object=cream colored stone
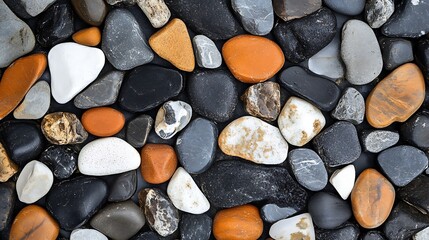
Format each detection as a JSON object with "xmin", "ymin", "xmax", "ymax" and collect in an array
[
  {"xmin": 330, "ymin": 164, "xmax": 355, "ymax": 200},
  {"xmin": 16, "ymin": 160, "xmax": 53, "ymax": 204},
  {"xmin": 137, "ymin": 0, "xmax": 171, "ymax": 28},
  {"xmin": 269, "ymin": 213, "xmax": 315, "ymax": 240},
  {"xmin": 0, "ymin": 142, "xmax": 18, "ymax": 182}
]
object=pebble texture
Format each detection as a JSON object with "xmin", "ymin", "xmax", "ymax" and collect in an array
[
  {"xmin": 154, "ymin": 100, "xmax": 192, "ymax": 139},
  {"xmin": 231, "ymin": 0, "xmax": 274, "ymax": 35},
  {"xmin": 241, "ymin": 81, "xmax": 281, "ymax": 122},
  {"xmin": 108, "ymin": 170, "xmax": 137, "ymax": 202},
  {"xmin": 81, "ymin": 107, "xmax": 126, "ymax": 137},
  {"xmin": 72, "ymin": 27, "xmax": 101, "ymax": 46},
  {"xmin": 71, "ymin": 0, "xmax": 107, "ymax": 26},
  {"xmin": 365, "ymin": 0, "xmax": 394, "ymax": 28},
  {"xmin": 0, "ymin": 182, "xmax": 15, "ymax": 231},
  {"xmin": 13, "ymin": 81, "xmax": 51, "ymax": 120},
  {"xmin": 269, "ymin": 213, "xmax": 315, "ymax": 240},
  {"xmin": 273, "ymin": 0, "xmax": 322, "ymax": 21},
  {"xmin": 331, "ymin": 87, "xmax": 365, "ymax": 124},
  {"xmin": 4, "ymin": 0, "xmax": 56, "ymax": 18},
  {"xmin": 40, "ymin": 145, "xmax": 77, "ymax": 179},
  {"xmin": 380, "ymin": 38, "xmax": 414, "ymax": 71},
  {"xmin": 126, "ymin": 115, "xmax": 153, "ymax": 148},
  {"xmin": 399, "ymin": 175, "xmax": 429, "ymax": 214},
  {"xmin": 136, "ymin": 0, "xmax": 171, "ymax": 28},
  {"xmin": 180, "ymin": 214, "xmax": 212, "ymax": 240},
  {"xmin": 401, "ymin": 110, "xmax": 429, "ymax": 150},
  {"xmin": 192, "ymin": 35, "xmax": 222, "ymax": 69},
  {"xmin": 0, "ymin": 143, "xmax": 18, "ymax": 182},
  {"xmin": 361, "ymin": 130, "xmax": 399, "ymax": 153},
  {"xmin": 324, "ymin": 0, "xmax": 365, "ymax": 15},
  {"xmin": 41, "ymin": 112, "xmax": 88, "ymax": 145},
  {"xmin": 308, "ymin": 192, "xmax": 352, "ymax": 229},
  {"xmin": 16, "ymin": 160, "xmax": 53, "ymax": 204}
]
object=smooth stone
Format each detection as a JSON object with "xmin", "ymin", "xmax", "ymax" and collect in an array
[
  {"xmin": 365, "ymin": 0, "xmax": 394, "ymax": 28},
  {"xmin": 324, "ymin": 0, "xmax": 365, "ymax": 15},
  {"xmin": 49, "ymin": 42, "xmax": 105, "ymax": 104},
  {"xmin": 213, "ymin": 204, "xmax": 263, "ymax": 240},
  {"xmin": 35, "ymin": 1, "xmax": 74, "ymax": 48},
  {"xmin": 16, "ymin": 160, "xmax": 53, "ymax": 203},
  {"xmin": 308, "ymin": 32, "xmax": 344, "ymax": 79},
  {"xmin": 74, "ymin": 71, "xmax": 124, "ymax": 109},
  {"xmin": 188, "ymin": 70, "xmax": 238, "ymax": 122},
  {"xmin": 278, "ymin": 66, "xmax": 341, "ymax": 111},
  {"xmin": 13, "ymin": 81, "xmax": 50, "ymax": 120},
  {"xmin": 90, "ymin": 201, "xmax": 145, "ymax": 240},
  {"xmin": 180, "ymin": 214, "xmax": 212, "ymax": 240},
  {"xmin": 416, "ymin": 39, "xmax": 429, "ymax": 79},
  {"xmin": 273, "ymin": 0, "xmax": 322, "ymax": 21},
  {"xmin": 361, "ymin": 130, "xmax": 399, "ymax": 153},
  {"xmin": 288, "ymin": 148, "xmax": 327, "ymax": 191},
  {"xmin": 399, "ymin": 175, "xmax": 429, "ymax": 214},
  {"xmin": 70, "ymin": 229, "xmax": 108, "ymax": 240},
  {"xmin": 131, "ymin": 231, "xmax": 160, "ymax": 240},
  {"xmin": 278, "ymin": 96, "xmax": 325, "ymax": 146},
  {"xmin": 136, "ymin": 0, "xmax": 170, "ymax": 28},
  {"xmin": 118, "ymin": 65, "xmax": 183, "ymax": 112},
  {"xmin": 0, "ymin": 53, "xmax": 47, "ymax": 120},
  {"xmin": 165, "ymin": 0, "xmax": 243, "ymax": 40},
  {"xmin": 108, "ymin": 170, "xmax": 137, "ymax": 202},
  {"xmin": 140, "ymin": 144, "xmax": 177, "ymax": 184},
  {"xmin": 167, "ymin": 167, "xmax": 210, "ymax": 214},
  {"xmin": 197, "ymin": 160, "xmax": 308, "ymax": 209},
  {"xmin": 155, "ymin": 100, "xmax": 192, "ymax": 139},
  {"xmin": 45, "ymin": 176, "xmax": 108, "ymax": 230},
  {"xmin": 102, "ymin": 9, "xmax": 154, "ymax": 70},
  {"xmin": 380, "ymin": 38, "xmax": 414, "ymax": 71},
  {"xmin": 341, "ymin": 20, "xmax": 383, "ymax": 85},
  {"xmin": 219, "ymin": 116, "xmax": 289, "ymax": 164},
  {"xmin": 315, "ymin": 223, "xmax": 360, "ymax": 240},
  {"xmin": 308, "ymin": 192, "xmax": 352, "ymax": 229},
  {"xmin": 0, "ymin": 121, "xmax": 44, "ymax": 166},
  {"xmin": 331, "ymin": 87, "xmax": 365, "ymax": 124},
  {"xmin": 231, "ymin": 0, "xmax": 274, "ymax": 35},
  {"xmin": 0, "ymin": 182, "xmax": 15, "ymax": 231},
  {"xmin": 138, "ymin": 188, "xmax": 179, "ymax": 237},
  {"xmin": 176, "ymin": 118, "xmax": 218, "ymax": 174},
  {"xmin": 381, "ymin": 0, "xmax": 429, "ymax": 38},
  {"xmin": 313, "ymin": 121, "xmax": 362, "ymax": 167},
  {"xmin": 192, "ymin": 35, "xmax": 222, "ymax": 69},
  {"xmin": 273, "ymin": 7, "xmax": 336, "ymax": 63},
  {"xmin": 78, "ymin": 137, "xmax": 141, "ymax": 176},
  {"xmin": 415, "ymin": 227, "xmax": 429, "ymax": 240},
  {"xmin": 71, "ymin": 0, "xmax": 107, "ymax": 26},
  {"xmin": 269, "ymin": 213, "xmax": 315, "ymax": 240},
  {"xmin": 82, "ymin": 107, "xmax": 125, "ymax": 137},
  {"xmin": 72, "ymin": 27, "xmax": 101, "ymax": 46},
  {"xmin": 9, "ymin": 205, "xmax": 59, "ymax": 240},
  {"xmin": 330, "ymin": 165, "xmax": 355, "ymax": 200},
  {"xmin": 261, "ymin": 203, "xmax": 298, "ymax": 223},
  {"xmin": 241, "ymin": 81, "xmax": 280, "ymax": 122},
  {"xmin": 3, "ymin": 0, "xmax": 56, "ymax": 18},
  {"xmin": 362, "ymin": 231, "xmax": 387, "ymax": 240},
  {"xmin": 41, "ymin": 112, "xmax": 88, "ymax": 145},
  {"xmin": 401, "ymin": 111, "xmax": 429, "ymax": 150},
  {"xmin": 0, "ymin": 142, "xmax": 18, "ymax": 182},
  {"xmin": 126, "ymin": 115, "xmax": 153, "ymax": 148},
  {"xmin": 106, "ymin": 0, "xmax": 136, "ymax": 5},
  {"xmin": 39, "ymin": 145, "xmax": 77, "ymax": 179}
]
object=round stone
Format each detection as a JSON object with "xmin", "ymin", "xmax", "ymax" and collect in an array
[
  {"xmin": 401, "ymin": 111, "xmax": 429, "ymax": 150},
  {"xmin": 231, "ymin": 0, "xmax": 274, "ymax": 35},
  {"xmin": 360, "ymin": 130, "xmax": 400, "ymax": 153},
  {"xmin": 180, "ymin": 213, "xmax": 212, "ymax": 240},
  {"xmin": 273, "ymin": 0, "xmax": 322, "ymax": 21},
  {"xmin": 39, "ymin": 145, "xmax": 78, "ymax": 180},
  {"xmin": 380, "ymin": 38, "xmax": 414, "ymax": 71},
  {"xmin": 81, "ymin": 107, "xmax": 126, "ymax": 137},
  {"xmin": 241, "ymin": 81, "xmax": 281, "ymax": 122},
  {"xmin": 71, "ymin": 0, "xmax": 108, "ymax": 26},
  {"xmin": 140, "ymin": 143, "xmax": 177, "ymax": 184},
  {"xmin": 365, "ymin": 0, "xmax": 394, "ymax": 28},
  {"xmin": 324, "ymin": 0, "xmax": 365, "ymax": 15},
  {"xmin": 154, "ymin": 100, "xmax": 192, "ymax": 139},
  {"xmin": 72, "ymin": 27, "xmax": 101, "ymax": 46},
  {"xmin": 41, "ymin": 112, "xmax": 88, "ymax": 145},
  {"xmin": 331, "ymin": 87, "xmax": 365, "ymax": 125},
  {"xmin": 126, "ymin": 114, "xmax": 153, "ymax": 148},
  {"xmin": 261, "ymin": 203, "xmax": 298, "ymax": 223},
  {"xmin": 329, "ymin": 164, "xmax": 356, "ymax": 200},
  {"xmin": 16, "ymin": 160, "xmax": 53, "ymax": 204},
  {"xmin": 192, "ymin": 35, "xmax": 222, "ymax": 69},
  {"xmin": 269, "ymin": 213, "xmax": 315, "ymax": 240},
  {"xmin": 13, "ymin": 81, "xmax": 51, "ymax": 120},
  {"xmin": 108, "ymin": 170, "xmax": 137, "ymax": 202},
  {"xmin": 136, "ymin": 0, "xmax": 171, "ymax": 28},
  {"xmin": 70, "ymin": 229, "xmax": 107, "ymax": 240}
]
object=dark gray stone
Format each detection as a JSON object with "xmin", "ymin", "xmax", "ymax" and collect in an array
[
  {"xmin": 362, "ymin": 231, "xmax": 386, "ymax": 240},
  {"xmin": 273, "ymin": 0, "xmax": 322, "ymax": 21},
  {"xmin": 416, "ymin": 38, "xmax": 429, "ymax": 80},
  {"xmin": 231, "ymin": 0, "xmax": 274, "ymax": 35},
  {"xmin": 260, "ymin": 203, "xmax": 297, "ymax": 223},
  {"xmin": 180, "ymin": 214, "xmax": 212, "ymax": 240},
  {"xmin": 401, "ymin": 111, "xmax": 429, "ymax": 150},
  {"xmin": 324, "ymin": 0, "xmax": 365, "ymax": 15},
  {"xmin": 308, "ymin": 192, "xmax": 352, "ymax": 229},
  {"xmin": 131, "ymin": 231, "xmax": 159, "ymax": 240},
  {"xmin": 379, "ymin": 38, "xmax": 414, "ymax": 70},
  {"xmin": 315, "ymin": 223, "xmax": 360, "ymax": 240},
  {"xmin": 39, "ymin": 145, "xmax": 78, "ymax": 179},
  {"xmin": 365, "ymin": 0, "xmax": 394, "ymax": 28},
  {"xmin": 108, "ymin": 170, "xmax": 137, "ymax": 202},
  {"xmin": 126, "ymin": 115, "xmax": 153, "ymax": 148},
  {"xmin": 399, "ymin": 175, "xmax": 429, "ymax": 214},
  {"xmin": 331, "ymin": 87, "xmax": 365, "ymax": 124},
  {"xmin": 0, "ymin": 182, "xmax": 14, "ymax": 231},
  {"xmin": 361, "ymin": 130, "xmax": 399, "ymax": 153}
]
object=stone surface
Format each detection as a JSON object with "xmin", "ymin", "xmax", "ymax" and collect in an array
[
  {"xmin": 72, "ymin": 27, "xmax": 102, "ymax": 47},
  {"xmin": 4, "ymin": 0, "xmax": 56, "ymax": 18},
  {"xmin": 13, "ymin": 81, "xmax": 50, "ymax": 120},
  {"xmin": 41, "ymin": 112, "xmax": 88, "ymax": 145},
  {"xmin": 341, "ymin": 20, "xmax": 383, "ymax": 85},
  {"xmin": 365, "ymin": 0, "xmax": 394, "ymax": 28},
  {"xmin": 90, "ymin": 201, "xmax": 145, "ymax": 240},
  {"xmin": 197, "ymin": 160, "xmax": 307, "ymax": 209},
  {"xmin": 180, "ymin": 213, "xmax": 212, "ymax": 240},
  {"xmin": 241, "ymin": 81, "xmax": 280, "ymax": 122},
  {"xmin": 278, "ymin": 96, "xmax": 325, "ymax": 146},
  {"xmin": 330, "ymin": 165, "xmax": 355, "ymax": 200},
  {"xmin": 149, "ymin": 18, "xmax": 195, "ymax": 72},
  {"xmin": 288, "ymin": 148, "xmax": 327, "ymax": 191},
  {"xmin": 399, "ymin": 175, "xmax": 429, "ymax": 214},
  {"xmin": 82, "ymin": 107, "xmax": 125, "ymax": 137},
  {"xmin": 313, "ymin": 121, "xmax": 361, "ymax": 167},
  {"xmin": 16, "ymin": 160, "xmax": 53, "ymax": 204},
  {"xmin": 269, "ymin": 213, "xmax": 315, "ymax": 240},
  {"xmin": 415, "ymin": 227, "xmax": 429, "ymax": 240},
  {"xmin": 102, "ymin": 8, "xmax": 154, "ymax": 70},
  {"xmin": 106, "ymin": 0, "xmax": 136, "ymax": 5},
  {"xmin": 331, "ymin": 87, "xmax": 365, "ymax": 124},
  {"xmin": 0, "ymin": 0, "xmax": 35, "ymax": 68},
  {"xmin": 315, "ymin": 223, "xmax": 360, "ymax": 240},
  {"xmin": 70, "ymin": 229, "xmax": 108, "ymax": 240},
  {"xmin": 137, "ymin": 0, "xmax": 170, "ymax": 28},
  {"xmin": 119, "ymin": 65, "xmax": 183, "ymax": 112},
  {"xmin": 416, "ymin": 39, "xmax": 429, "ymax": 79},
  {"xmin": 401, "ymin": 111, "xmax": 429, "ymax": 150},
  {"xmin": 192, "ymin": 35, "xmax": 222, "ymax": 69},
  {"xmin": 261, "ymin": 203, "xmax": 298, "ymax": 223},
  {"xmin": 273, "ymin": 0, "xmax": 322, "ymax": 21},
  {"xmin": 380, "ymin": 38, "xmax": 414, "ymax": 71},
  {"xmin": 308, "ymin": 192, "xmax": 352, "ymax": 229},
  {"xmin": 108, "ymin": 170, "xmax": 137, "ymax": 202},
  {"xmin": 140, "ymin": 143, "xmax": 177, "ymax": 184},
  {"xmin": 362, "ymin": 231, "xmax": 386, "ymax": 240},
  {"xmin": 324, "ymin": 0, "xmax": 365, "ymax": 15},
  {"xmin": 219, "ymin": 116, "xmax": 289, "ymax": 164},
  {"xmin": 0, "ymin": 142, "xmax": 18, "ymax": 182},
  {"xmin": 361, "ymin": 130, "xmax": 399, "ymax": 153},
  {"xmin": 0, "ymin": 182, "xmax": 15, "ymax": 231},
  {"xmin": 0, "ymin": 53, "xmax": 47, "ymax": 120},
  {"xmin": 71, "ymin": 0, "xmax": 107, "ymax": 26},
  {"xmin": 40, "ymin": 145, "xmax": 77, "ymax": 179},
  {"xmin": 155, "ymin": 100, "xmax": 192, "ymax": 139},
  {"xmin": 74, "ymin": 71, "xmax": 124, "ymax": 109},
  {"xmin": 213, "ymin": 204, "xmax": 263, "ymax": 240},
  {"xmin": 231, "ymin": 0, "xmax": 274, "ymax": 35},
  {"xmin": 78, "ymin": 137, "xmax": 141, "ymax": 176},
  {"xmin": 126, "ymin": 115, "xmax": 153, "ymax": 148},
  {"xmin": 223, "ymin": 35, "xmax": 285, "ymax": 83}
]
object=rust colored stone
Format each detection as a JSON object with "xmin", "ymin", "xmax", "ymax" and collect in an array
[
  {"xmin": 213, "ymin": 204, "xmax": 263, "ymax": 240},
  {"xmin": 9, "ymin": 205, "xmax": 59, "ymax": 240},
  {"xmin": 81, "ymin": 107, "xmax": 125, "ymax": 137},
  {"xmin": 149, "ymin": 18, "xmax": 195, "ymax": 72},
  {"xmin": 366, "ymin": 63, "xmax": 425, "ymax": 128},
  {"xmin": 351, "ymin": 168, "xmax": 395, "ymax": 229},
  {"xmin": 140, "ymin": 144, "xmax": 178, "ymax": 184},
  {"xmin": 0, "ymin": 142, "xmax": 18, "ymax": 182},
  {"xmin": 41, "ymin": 112, "xmax": 88, "ymax": 145},
  {"xmin": 0, "ymin": 53, "xmax": 47, "ymax": 120},
  {"xmin": 72, "ymin": 27, "xmax": 102, "ymax": 46},
  {"xmin": 222, "ymin": 35, "xmax": 284, "ymax": 83}
]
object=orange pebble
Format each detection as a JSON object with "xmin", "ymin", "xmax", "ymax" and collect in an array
[
  {"xmin": 140, "ymin": 143, "xmax": 177, "ymax": 184},
  {"xmin": 81, "ymin": 107, "xmax": 125, "ymax": 137},
  {"xmin": 72, "ymin": 27, "xmax": 102, "ymax": 46}
]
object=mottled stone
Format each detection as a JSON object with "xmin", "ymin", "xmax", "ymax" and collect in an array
[
  {"xmin": 126, "ymin": 115, "xmax": 153, "ymax": 148},
  {"xmin": 0, "ymin": 142, "xmax": 18, "ymax": 182},
  {"xmin": 13, "ymin": 81, "xmax": 51, "ymax": 119},
  {"xmin": 380, "ymin": 38, "xmax": 414, "ymax": 71},
  {"xmin": 71, "ymin": 0, "xmax": 107, "ymax": 26},
  {"xmin": 232, "ymin": 0, "xmax": 274, "ymax": 35},
  {"xmin": 192, "ymin": 35, "xmax": 222, "ymax": 69},
  {"xmin": 155, "ymin": 100, "xmax": 192, "ymax": 139},
  {"xmin": 180, "ymin": 214, "xmax": 212, "ymax": 240},
  {"xmin": 269, "ymin": 213, "xmax": 315, "ymax": 240},
  {"xmin": 261, "ymin": 203, "xmax": 298, "ymax": 223},
  {"xmin": 39, "ymin": 145, "xmax": 77, "ymax": 179},
  {"xmin": 16, "ymin": 160, "xmax": 53, "ymax": 204},
  {"xmin": 0, "ymin": 182, "xmax": 15, "ymax": 231},
  {"xmin": 399, "ymin": 175, "xmax": 429, "ymax": 214},
  {"xmin": 136, "ymin": 0, "xmax": 171, "ymax": 28},
  {"xmin": 308, "ymin": 192, "xmax": 352, "ymax": 229},
  {"xmin": 361, "ymin": 130, "xmax": 399, "ymax": 153},
  {"xmin": 241, "ymin": 81, "xmax": 281, "ymax": 122},
  {"xmin": 273, "ymin": 0, "xmax": 322, "ymax": 21},
  {"xmin": 41, "ymin": 112, "xmax": 88, "ymax": 145},
  {"xmin": 331, "ymin": 87, "xmax": 365, "ymax": 124},
  {"xmin": 365, "ymin": 0, "xmax": 394, "ymax": 28}
]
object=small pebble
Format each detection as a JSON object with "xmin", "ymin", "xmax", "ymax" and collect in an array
[
  {"xmin": 401, "ymin": 111, "xmax": 429, "ymax": 150},
  {"xmin": 330, "ymin": 164, "xmax": 355, "ymax": 200},
  {"xmin": 362, "ymin": 231, "xmax": 387, "ymax": 240},
  {"xmin": 308, "ymin": 33, "xmax": 344, "ymax": 79},
  {"xmin": 331, "ymin": 87, "xmax": 365, "ymax": 125},
  {"xmin": 0, "ymin": 142, "xmax": 18, "ymax": 182},
  {"xmin": 231, "ymin": 0, "xmax": 274, "ymax": 35},
  {"xmin": 380, "ymin": 38, "xmax": 414, "ymax": 70},
  {"xmin": 108, "ymin": 170, "xmax": 137, "ymax": 202},
  {"xmin": 308, "ymin": 192, "xmax": 352, "ymax": 229},
  {"xmin": 273, "ymin": 0, "xmax": 322, "ymax": 21},
  {"xmin": 140, "ymin": 143, "xmax": 177, "ymax": 184},
  {"xmin": 39, "ymin": 145, "xmax": 78, "ymax": 180},
  {"xmin": 136, "ymin": 0, "xmax": 171, "ymax": 28},
  {"xmin": 360, "ymin": 130, "xmax": 399, "ymax": 153},
  {"xmin": 414, "ymin": 226, "xmax": 429, "ymax": 240},
  {"xmin": 324, "ymin": 0, "xmax": 365, "ymax": 15},
  {"xmin": 126, "ymin": 115, "xmax": 153, "ymax": 148},
  {"xmin": 154, "ymin": 100, "xmax": 192, "ymax": 139},
  {"xmin": 315, "ymin": 223, "xmax": 360, "ymax": 240},
  {"xmin": 269, "ymin": 213, "xmax": 315, "ymax": 240},
  {"xmin": 70, "ymin": 229, "xmax": 108, "ymax": 240},
  {"xmin": 13, "ymin": 81, "xmax": 51, "ymax": 120},
  {"xmin": 41, "ymin": 112, "xmax": 88, "ymax": 145},
  {"xmin": 71, "ymin": 0, "xmax": 107, "ymax": 26},
  {"xmin": 0, "ymin": 182, "xmax": 15, "ymax": 231},
  {"xmin": 399, "ymin": 175, "xmax": 429, "ymax": 214},
  {"xmin": 180, "ymin": 213, "xmax": 212, "ymax": 240},
  {"xmin": 260, "ymin": 203, "xmax": 298, "ymax": 223},
  {"xmin": 4, "ymin": 0, "xmax": 56, "ymax": 18},
  {"xmin": 365, "ymin": 0, "xmax": 394, "ymax": 28},
  {"xmin": 241, "ymin": 81, "xmax": 281, "ymax": 122},
  {"xmin": 81, "ymin": 107, "xmax": 126, "ymax": 137},
  {"xmin": 192, "ymin": 35, "xmax": 222, "ymax": 69},
  {"xmin": 72, "ymin": 27, "xmax": 102, "ymax": 46}
]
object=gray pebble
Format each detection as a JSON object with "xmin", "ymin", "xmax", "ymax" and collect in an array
[
  {"xmin": 231, "ymin": 0, "xmax": 274, "ymax": 35},
  {"xmin": 14, "ymin": 81, "xmax": 51, "ymax": 119},
  {"xmin": 331, "ymin": 87, "xmax": 365, "ymax": 125},
  {"xmin": 361, "ymin": 130, "xmax": 399, "ymax": 153},
  {"xmin": 192, "ymin": 35, "xmax": 222, "ymax": 69},
  {"xmin": 365, "ymin": 0, "xmax": 394, "ymax": 28}
]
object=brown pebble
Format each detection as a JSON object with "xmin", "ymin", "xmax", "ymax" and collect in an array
[
  {"xmin": 72, "ymin": 27, "xmax": 102, "ymax": 46},
  {"xmin": 140, "ymin": 144, "xmax": 178, "ymax": 184},
  {"xmin": 0, "ymin": 142, "xmax": 18, "ymax": 182},
  {"xmin": 81, "ymin": 107, "xmax": 125, "ymax": 137}
]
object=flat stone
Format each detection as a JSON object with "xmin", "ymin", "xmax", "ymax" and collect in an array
[
  {"xmin": 241, "ymin": 81, "xmax": 281, "ymax": 122},
  {"xmin": 136, "ymin": 0, "xmax": 170, "ymax": 28},
  {"xmin": 399, "ymin": 175, "xmax": 429, "ymax": 214},
  {"xmin": 39, "ymin": 145, "xmax": 77, "ymax": 180},
  {"xmin": 361, "ymin": 130, "xmax": 399, "ymax": 153},
  {"xmin": 269, "ymin": 213, "xmax": 315, "ymax": 240},
  {"xmin": 4, "ymin": 0, "xmax": 56, "ymax": 18},
  {"xmin": 308, "ymin": 32, "xmax": 344, "ymax": 79},
  {"xmin": 0, "ymin": 0, "xmax": 35, "ymax": 68},
  {"xmin": 126, "ymin": 115, "xmax": 153, "ymax": 148},
  {"xmin": 72, "ymin": 27, "xmax": 101, "ymax": 46},
  {"xmin": 313, "ymin": 121, "xmax": 362, "ymax": 167},
  {"xmin": 330, "ymin": 165, "xmax": 355, "ymax": 200},
  {"xmin": 324, "ymin": 0, "xmax": 365, "ymax": 15},
  {"xmin": 82, "ymin": 107, "xmax": 125, "ymax": 137},
  {"xmin": 0, "ymin": 182, "xmax": 15, "ymax": 231},
  {"xmin": 102, "ymin": 8, "xmax": 154, "ymax": 70},
  {"xmin": 70, "ymin": 229, "xmax": 108, "ymax": 240},
  {"xmin": 74, "ymin": 71, "xmax": 124, "ymax": 109},
  {"xmin": 331, "ymin": 87, "xmax": 365, "ymax": 124},
  {"xmin": 308, "ymin": 192, "xmax": 352, "ymax": 229},
  {"xmin": 315, "ymin": 223, "xmax": 360, "ymax": 240},
  {"xmin": 71, "ymin": 0, "xmax": 107, "ymax": 26},
  {"xmin": 90, "ymin": 201, "xmax": 145, "ymax": 240},
  {"xmin": 415, "ymin": 227, "xmax": 429, "ymax": 240},
  {"xmin": 219, "ymin": 116, "xmax": 289, "ymax": 164},
  {"xmin": 401, "ymin": 111, "xmax": 429, "ymax": 150},
  {"xmin": 78, "ymin": 137, "xmax": 141, "ymax": 176},
  {"xmin": 261, "ymin": 203, "xmax": 298, "ymax": 223},
  {"xmin": 13, "ymin": 81, "xmax": 51, "ymax": 120},
  {"xmin": 0, "ymin": 142, "xmax": 18, "ymax": 182},
  {"xmin": 362, "ymin": 231, "xmax": 387, "ymax": 240},
  {"xmin": 41, "ymin": 112, "xmax": 88, "ymax": 145},
  {"xmin": 231, "ymin": 0, "xmax": 274, "ymax": 35},
  {"xmin": 380, "ymin": 38, "xmax": 414, "ymax": 71},
  {"xmin": 341, "ymin": 20, "xmax": 383, "ymax": 85},
  {"xmin": 180, "ymin": 214, "xmax": 212, "ymax": 240},
  {"xmin": 16, "ymin": 160, "xmax": 53, "ymax": 204},
  {"xmin": 365, "ymin": 0, "xmax": 394, "ymax": 28},
  {"xmin": 273, "ymin": 0, "xmax": 322, "ymax": 21},
  {"xmin": 108, "ymin": 170, "xmax": 137, "ymax": 202},
  {"xmin": 155, "ymin": 100, "xmax": 192, "ymax": 139},
  {"xmin": 192, "ymin": 35, "xmax": 222, "ymax": 69},
  {"xmin": 140, "ymin": 143, "xmax": 177, "ymax": 184}
]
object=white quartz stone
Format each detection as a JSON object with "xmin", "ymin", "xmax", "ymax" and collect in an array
[
  {"xmin": 269, "ymin": 213, "xmax": 316, "ymax": 240},
  {"xmin": 330, "ymin": 164, "xmax": 355, "ymax": 200},
  {"xmin": 136, "ymin": 0, "xmax": 170, "ymax": 28},
  {"xmin": 192, "ymin": 35, "xmax": 222, "ymax": 69},
  {"xmin": 155, "ymin": 100, "xmax": 192, "ymax": 139},
  {"xmin": 16, "ymin": 160, "xmax": 53, "ymax": 204},
  {"xmin": 14, "ymin": 81, "xmax": 51, "ymax": 119},
  {"xmin": 70, "ymin": 229, "xmax": 108, "ymax": 240}
]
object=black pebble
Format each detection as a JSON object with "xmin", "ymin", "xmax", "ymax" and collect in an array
[
  {"xmin": 315, "ymin": 223, "xmax": 360, "ymax": 240},
  {"xmin": 361, "ymin": 231, "xmax": 387, "ymax": 240},
  {"xmin": 401, "ymin": 110, "xmax": 429, "ymax": 150},
  {"xmin": 39, "ymin": 145, "xmax": 78, "ymax": 179},
  {"xmin": 399, "ymin": 175, "xmax": 429, "ymax": 214},
  {"xmin": 416, "ymin": 38, "xmax": 429, "ymax": 80},
  {"xmin": 308, "ymin": 192, "xmax": 352, "ymax": 229},
  {"xmin": 126, "ymin": 115, "xmax": 153, "ymax": 148},
  {"xmin": 379, "ymin": 38, "xmax": 414, "ymax": 70},
  {"xmin": 180, "ymin": 213, "xmax": 212, "ymax": 240},
  {"xmin": 0, "ymin": 182, "xmax": 15, "ymax": 231},
  {"xmin": 108, "ymin": 170, "xmax": 137, "ymax": 202}
]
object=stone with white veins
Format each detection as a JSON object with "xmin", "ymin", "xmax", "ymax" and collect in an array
[
  {"xmin": 192, "ymin": 35, "xmax": 222, "ymax": 69},
  {"xmin": 341, "ymin": 20, "xmax": 383, "ymax": 85},
  {"xmin": 167, "ymin": 167, "xmax": 210, "ymax": 214},
  {"xmin": 13, "ymin": 81, "xmax": 50, "ymax": 119},
  {"xmin": 218, "ymin": 116, "xmax": 289, "ymax": 165},
  {"xmin": 155, "ymin": 100, "xmax": 192, "ymax": 139},
  {"xmin": 136, "ymin": 0, "xmax": 170, "ymax": 28},
  {"xmin": 278, "ymin": 97, "xmax": 326, "ymax": 147},
  {"xmin": 365, "ymin": 0, "xmax": 394, "ymax": 28},
  {"xmin": 16, "ymin": 160, "xmax": 53, "ymax": 204},
  {"xmin": 70, "ymin": 229, "xmax": 108, "ymax": 240},
  {"xmin": 361, "ymin": 130, "xmax": 399, "ymax": 153},
  {"xmin": 269, "ymin": 213, "xmax": 315, "ymax": 240},
  {"xmin": 78, "ymin": 137, "xmax": 141, "ymax": 176},
  {"xmin": 331, "ymin": 87, "xmax": 365, "ymax": 125},
  {"xmin": 48, "ymin": 42, "xmax": 105, "ymax": 104},
  {"xmin": 329, "ymin": 164, "xmax": 355, "ymax": 200},
  {"xmin": 231, "ymin": 0, "xmax": 274, "ymax": 35}
]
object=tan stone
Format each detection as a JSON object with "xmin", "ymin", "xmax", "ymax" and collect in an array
[
  {"xmin": 41, "ymin": 112, "xmax": 88, "ymax": 145},
  {"xmin": 0, "ymin": 142, "xmax": 18, "ymax": 182}
]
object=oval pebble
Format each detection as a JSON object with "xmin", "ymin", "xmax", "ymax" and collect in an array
[
  {"xmin": 13, "ymin": 80, "xmax": 51, "ymax": 120},
  {"xmin": 16, "ymin": 160, "xmax": 53, "ymax": 204},
  {"xmin": 269, "ymin": 213, "xmax": 315, "ymax": 240},
  {"xmin": 70, "ymin": 229, "xmax": 108, "ymax": 240},
  {"xmin": 81, "ymin": 107, "xmax": 125, "ymax": 137}
]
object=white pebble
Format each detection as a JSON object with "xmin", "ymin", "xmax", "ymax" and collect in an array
[
  {"xmin": 330, "ymin": 164, "xmax": 356, "ymax": 200},
  {"xmin": 269, "ymin": 213, "xmax": 315, "ymax": 240},
  {"xmin": 16, "ymin": 160, "xmax": 53, "ymax": 204}
]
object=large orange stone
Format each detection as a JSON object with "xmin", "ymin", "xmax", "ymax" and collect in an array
[
  {"xmin": 140, "ymin": 143, "xmax": 177, "ymax": 184},
  {"xmin": 9, "ymin": 205, "xmax": 59, "ymax": 240},
  {"xmin": 222, "ymin": 35, "xmax": 284, "ymax": 84},
  {"xmin": 213, "ymin": 204, "xmax": 263, "ymax": 240},
  {"xmin": 72, "ymin": 27, "xmax": 102, "ymax": 46},
  {"xmin": 81, "ymin": 107, "xmax": 125, "ymax": 137},
  {"xmin": 351, "ymin": 168, "xmax": 395, "ymax": 229},
  {"xmin": 0, "ymin": 53, "xmax": 47, "ymax": 120},
  {"xmin": 366, "ymin": 63, "xmax": 425, "ymax": 128},
  {"xmin": 149, "ymin": 18, "xmax": 195, "ymax": 72}
]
